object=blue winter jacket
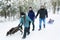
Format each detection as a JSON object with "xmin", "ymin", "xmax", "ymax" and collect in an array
[
  {"xmin": 28, "ymin": 10, "xmax": 35, "ymax": 21},
  {"xmin": 20, "ymin": 15, "xmax": 32, "ymax": 28}
]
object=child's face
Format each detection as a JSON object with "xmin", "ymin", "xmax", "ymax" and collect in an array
[
  {"xmin": 21, "ymin": 15, "xmax": 25, "ymax": 17},
  {"xmin": 29, "ymin": 8, "xmax": 32, "ymax": 10}
]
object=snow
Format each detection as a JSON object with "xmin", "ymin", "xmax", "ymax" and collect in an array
[{"xmin": 0, "ymin": 11, "xmax": 60, "ymax": 40}]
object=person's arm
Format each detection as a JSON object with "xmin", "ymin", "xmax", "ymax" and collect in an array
[
  {"xmin": 27, "ymin": 16, "xmax": 33, "ymax": 22},
  {"xmin": 33, "ymin": 11, "xmax": 35, "ymax": 20},
  {"xmin": 45, "ymin": 9, "xmax": 48, "ymax": 18},
  {"xmin": 36, "ymin": 10, "xmax": 39, "ymax": 18},
  {"xmin": 33, "ymin": 11, "xmax": 35, "ymax": 17},
  {"xmin": 19, "ymin": 18, "xmax": 23, "ymax": 26}
]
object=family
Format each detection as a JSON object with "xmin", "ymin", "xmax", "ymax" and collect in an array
[{"xmin": 19, "ymin": 5, "xmax": 48, "ymax": 39}]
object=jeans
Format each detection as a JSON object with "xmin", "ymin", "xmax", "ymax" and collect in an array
[{"xmin": 39, "ymin": 18, "xmax": 45, "ymax": 29}]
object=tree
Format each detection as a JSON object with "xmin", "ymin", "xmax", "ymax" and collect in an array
[{"xmin": 52, "ymin": 1, "xmax": 57, "ymax": 14}]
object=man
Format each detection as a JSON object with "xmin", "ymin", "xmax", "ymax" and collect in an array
[
  {"xmin": 28, "ymin": 7, "xmax": 35, "ymax": 31},
  {"xmin": 36, "ymin": 5, "xmax": 48, "ymax": 31}
]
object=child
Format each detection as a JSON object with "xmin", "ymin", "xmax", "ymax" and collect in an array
[
  {"xmin": 28, "ymin": 7, "xmax": 35, "ymax": 31},
  {"xmin": 20, "ymin": 12, "xmax": 32, "ymax": 39}
]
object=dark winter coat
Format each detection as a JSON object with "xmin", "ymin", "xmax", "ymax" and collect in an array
[
  {"xmin": 36, "ymin": 9, "xmax": 48, "ymax": 18},
  {"xmin": 28, "ymin": 10, "xmax": 35, "ymax": 21}
]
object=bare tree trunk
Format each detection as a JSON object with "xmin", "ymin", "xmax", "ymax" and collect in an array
[
  {"xmin": 53, "ymin": 7, "xmax": 56, "ymax": 14},
  {"xmin": 52, "ymin": 2, "xmax": 57, "ymax": 14},
  {"xmin": 19, "ymin": 6, "xmax": 23, "ymax": 17}
]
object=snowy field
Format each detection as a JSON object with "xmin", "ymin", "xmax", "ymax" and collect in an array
[{"xmin": 0, "ymin": 11, "xmax": 60, "ymax": 40}]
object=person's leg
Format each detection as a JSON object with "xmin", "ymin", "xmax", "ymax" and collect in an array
[
  {"xmin": 39, "ymin": 18, "xmax": 42, "ymax": 30},
  {"xmin": 32, "ymin": 21, "xmax": 35, "ymax": 31},
  {"xmin": 29, "ymin": 21, "xmax": 31, "ymax": 31},
  {"xmin": 27, "ymin": 27, "xmax": 30, "ymax": 35},
  {"xmin": 29, "ymin": 21, "xmax": 31, "ymax": 27},
  {"xmin": 22, "ymin": 27, "xmax": 27, "ymax": 39},
  {"xmin": 43, "ymin": 18, "xmax": 45, "ymax": 28}
]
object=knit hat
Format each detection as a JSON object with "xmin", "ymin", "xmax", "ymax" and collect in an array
[{"xmin": 20, "ymin": 12, "xmax": 25, "ymax": 15}]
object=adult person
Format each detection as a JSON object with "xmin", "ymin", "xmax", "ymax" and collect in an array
[{"xmin": 36, "ymin": 5, "xmax": 48, "ymax": 31}]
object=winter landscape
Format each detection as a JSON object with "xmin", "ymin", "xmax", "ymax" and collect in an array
[
  {"xmin": 0, "ymin": 0, "xmax": 60, "ymax": 40},
  {"xmin": 0, "ymin": 11, "xmax": 60, "ymax": 40}
]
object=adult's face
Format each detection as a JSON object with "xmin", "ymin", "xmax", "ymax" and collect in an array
[
  {"xmin": 41, "ymin": 6, "xmax": 44, "ymax": 9},
  {"xmin": 41, "ymin": 5, "xmax": 45, "ymax": 9}
]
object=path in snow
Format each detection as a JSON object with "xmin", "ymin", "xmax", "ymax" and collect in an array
[{"xmin": 0, "ymin": 11, "xmax": 60, "ymax": 40}]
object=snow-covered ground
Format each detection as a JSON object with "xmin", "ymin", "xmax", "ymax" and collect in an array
[{"xmin": 0, "ymin": 10, "xmax": 60, "ymax": 40}]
